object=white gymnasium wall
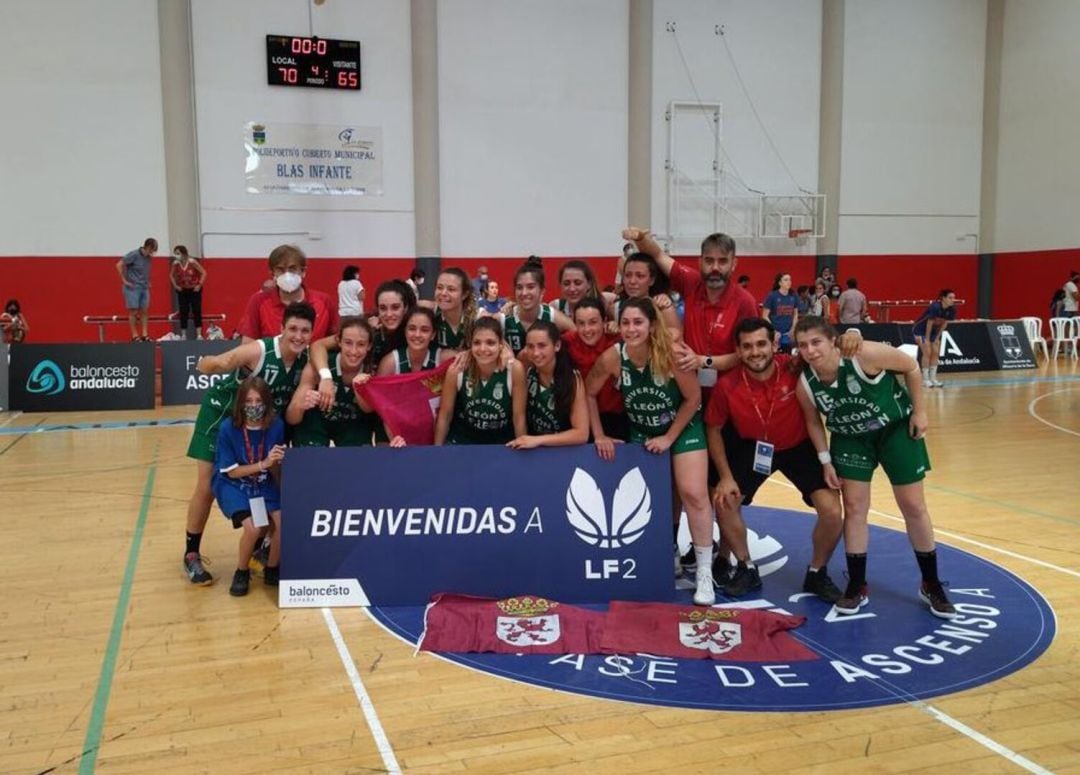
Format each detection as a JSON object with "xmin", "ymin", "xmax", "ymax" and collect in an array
[
  {"xmin": 993, "ymin": 0, "xmax": 1080, "ymax": 252},
  {"xmin": 838, "ymin": 0, "xmax": 986, "ymax": 255},
  {"xmin": 0, "ymin": 1, "xmax": 168, "ymax": 255},
  {"xmin": 190, "ymin": 0, "xmax": 415, "ymax": 259},
  {"xmin": 650, "ymin": 0, "xmax": 822, "ymax": 255},
  {"xmin": 437, "ymin": 0, "xmax": 629, "ymax": 258}
]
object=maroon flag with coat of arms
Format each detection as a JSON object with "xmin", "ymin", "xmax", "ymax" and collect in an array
[
  {"xmin": 354, "ymin": 360, "xmax": 452, "ymax": 445},
  {"xmin": 599, "ymin": 601, "xmax": 818, "ymax": 662},
  {"xmin": 418, "ymin": 593, "xmax": 606, "ymax": 654}
]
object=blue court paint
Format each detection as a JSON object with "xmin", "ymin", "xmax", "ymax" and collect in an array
[
  {"xmin": 365, "ymin": 507, "xmax": 1055, "ymax": 712},
  {"xmin": 0, "ymin": 418, "xmax": 194, "ymax": 436}
]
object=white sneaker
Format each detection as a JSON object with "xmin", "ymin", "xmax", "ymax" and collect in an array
[
  {"xmin": 922, "ymin": 379, "xmax": 933, "ymax": 388},
  {"xmin": 693, "ymin": 565, "xmax": 715, "ymax": 606},
  {"xmin": 931, "ymin": 379, "xmax": 944, "ymax": 387}
]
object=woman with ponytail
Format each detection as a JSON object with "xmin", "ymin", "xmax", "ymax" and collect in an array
[
  {"xmin": 419, "ymin": 267, "xmax": 476, "ymax": 351},
  {"xmin": 499, "ymin": 256, "xmax": 573, "ymax": 354},
  {"xmin": 586, "ymin": 297, "xmax": 715, "ymax": 606},
  {"xmin": 507, "ymin": 321, "xmax": 589, "ymax": 449},
  {"xmin": 609, "ymin": 252, "xmax": 681, "ymax": 337},
  {"xmin": 555, "ymin": 260, "xmax": 613, "ymax": 317}
]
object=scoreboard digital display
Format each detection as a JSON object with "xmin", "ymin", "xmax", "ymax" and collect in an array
[{"xmin": 266, "ymin": 35, "xmax": 361, "ymax": 90}]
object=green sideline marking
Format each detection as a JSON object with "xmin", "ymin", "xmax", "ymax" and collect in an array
[{"xmin": 78, "ymin": 460, "xmax": 157, "ymax": 774}]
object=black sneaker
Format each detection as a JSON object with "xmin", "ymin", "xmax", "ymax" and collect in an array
[
  {"xmin": 711, "ymin": 554, "xmax": 734, "ymax": 585},
  {"xmin": 229, "ymin": 569, "xmax": 251, "ymax": 597},
  {"xmin": 678, "ymin": 545, "xmax": 697, "ymax": 574},
  {"xmin": 183, "ymin": 553, "xmax": 213, "ymax": 586},
  {"xmin": 248, "ymin": 540, "xmax": 270, "ymax": 576},
  {"xmin": 721, "ymin": 563, "xmax": 762, "ymax": 597},
  {"xmin": 264, "ymin": 566, "xmax": 280, "ymax": 586},
  {"xmin": 919, "ymin": 581, "xmax": 956, "ymax": 619},
  {"xmin": 802, "ymin": 567, "xmax": 842, "ymax": 603},
  {"xmin": 834, "ymin": 582, "xmax": 869, "ymax": 614}
]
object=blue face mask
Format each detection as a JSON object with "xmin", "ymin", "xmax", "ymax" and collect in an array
[{"xmin": 243, "ymin": 403, "xmax": 266, "ymax": 422}]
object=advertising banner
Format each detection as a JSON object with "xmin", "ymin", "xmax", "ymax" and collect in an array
[
  {"xmin": 244, "ymin": 122, "xmax": 383, "ymax": 195},
  {"xmin": 10, "ymin": 343, "xmax": 154, "ymax": 411},
  {"xmin": 984, "ymin": 320, "xmax": 1037, "ymax": 370},
  {"xmin": 160, "ymin": 340, "xmax": 237, "ymax": 405},
  {"xmin": 280, "ymin": 445, "xmax": 673, "ymax": 607}
]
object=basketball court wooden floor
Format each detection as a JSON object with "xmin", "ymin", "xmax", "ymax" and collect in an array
[{"xmin": 1, "ymin": 363, "xmax": 1077, "ymax": 774}]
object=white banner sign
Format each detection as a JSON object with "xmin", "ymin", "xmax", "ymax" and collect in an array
[{"xmin": 244, "ymin": 122, "xmax": 383, "ymax": 195}]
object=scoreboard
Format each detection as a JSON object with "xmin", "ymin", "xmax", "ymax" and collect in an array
[{"xmin": 266, "ymin": 35, "xmax": 361, "ymax": 90}]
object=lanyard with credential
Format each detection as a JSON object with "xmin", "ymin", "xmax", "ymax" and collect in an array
[
  {"xmin": 242, "ymin": 426, "xmax": 266, "ymax": 485},
  {"xmin": 741, "ymin": 368, "xmax": 781, "ymax": 442}
]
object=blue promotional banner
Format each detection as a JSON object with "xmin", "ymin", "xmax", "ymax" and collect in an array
[{"xmin": 279, "ymin": 445, "xmax": 674, "ymax": 607}]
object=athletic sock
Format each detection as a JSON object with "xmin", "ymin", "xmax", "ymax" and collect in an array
[
  {"xmin": 185, "ymin": 531, "xmax": 203, "ymax": 556},
  {"xmin": 915, "ymin": 550, "xmax": 940, "ymax": 584},
  {"xmin": 922, "ymin": 367, "xmax": 930, "ymax": 381},
  {"xmin": 808, "ymin": 565, "xmax": 821, "ymax": 574},
  {"xmin": 929, "ymin": 366, "xmax": 938, "ymax": 382},
  {"xmin": 846, "ymin": 553, "xmax": 867, "ymax": 587},
  {"xmin": 693, "ymin": 544, "xmax": 713, "ymax": 572}
]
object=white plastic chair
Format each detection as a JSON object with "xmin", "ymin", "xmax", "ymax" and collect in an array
[
  {"xmin": 1049, "ymin": 317, "xmax": 1079, "ymax": 360},
  {"xmin": 1021, "ymin": 316, "xmax": 1049, "ymax": 361}
]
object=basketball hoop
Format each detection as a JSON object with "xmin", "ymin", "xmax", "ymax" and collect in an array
[{"xmin": 788, "ymin": 228, "xmax": 812, "ymax": 247}]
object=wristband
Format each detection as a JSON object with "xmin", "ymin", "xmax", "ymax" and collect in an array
[
  {"xmin": 818, "ymin": 450, "xmax": 832, "ymax": 465},
  {"xmin": 318, "ymin": 368, "xmax": 332, "ymax": 380}
]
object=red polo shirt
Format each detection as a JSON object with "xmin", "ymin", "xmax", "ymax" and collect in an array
[
  {"xmin": 669, "ymin": 262, "xmax": 758, "ymax": 358},
  {"xmin": 237, "ymin": 287, "xmax": 338, "ymax": 340},
  {"xmin": 562, "ymin": 330, "xmax": 623, "ymax": 414},
  {"xmin": 704, "ymin": 354, "xmax": 807, "ymax": 451}
]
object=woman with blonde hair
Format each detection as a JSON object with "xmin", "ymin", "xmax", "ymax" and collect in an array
[{"xmin": 586, "ymin": 297, "xmax": 714, "ymax": 605}]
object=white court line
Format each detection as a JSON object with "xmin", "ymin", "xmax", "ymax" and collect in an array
[
  {"xmin": 918, "ymin": 703, "xmax": 1051, "ymax": 774},
  {"xmin": 1028, "ymin": 388, "xmax": 1080, "ymax": 438},
  {"xmin": 763, "ymin": 478, "xmax": 1080, "ymax": 579},
  {"xmin": 762, "ymin": 477, "xmax": 1061, "ymax": 771},
  {"xmin": 322, "ymin": 607, "xmax": 402, "ymax": 774}
]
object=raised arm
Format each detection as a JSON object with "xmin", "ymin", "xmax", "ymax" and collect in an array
[
  {"xmin": 623, "ymin": 227, "xmax": 675, "ymax": 277},
  {"xmin": 196, "ymin": 340, "xmax": 262, "ymax": 375}
]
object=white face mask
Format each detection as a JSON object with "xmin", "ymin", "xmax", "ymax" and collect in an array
[{"xmin": 276, "ymin": 271, "xmax": 302, "ymax": 293}]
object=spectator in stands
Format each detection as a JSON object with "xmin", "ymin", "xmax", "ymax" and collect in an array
[
  {"xmin": 827, "ymin": 284, "xmax": 842, "ymax": 324},
  {"xmin": 762, "ymin": 272, "xmax": 799, "ymax": 349},
  {"xmin": 471, "ymin": 265, "xmax": 489, "ymax": 298},
  {"xmin": 1, "ymin": 299, "xmax": 29, "ymax": 344},
  {"xmin": 837, "ymin": 278, "xmax": 870, "ymax": 324},
  {"xmin": 1063, "ymin": 270, "xmax": 1080, "ymax": 318},
  {"xmin": 406, "ymin": 268, "xmax": 426, "ymax": 299},
  {"xmin": 795, "ymin": 284, "xmax": 812, "ymax": 315},
  {"xmin": 818, "ymin": 265, "xmax": 835, "ymax": 288},
  {"xmin": 237, "ymin": 244, "xmax": 338, "ymax": 341},
  {"xmin": 1050, "ymin": 289, "xmax": 1066, "ymax": 319},
  {"xmin": 737, "ymin": 275, "xmax": 750, "ymax": 290},
  {"xmin": 478, "ymin": 279, "xmax": 506, "ymax": 314},
  {"xmin": 810, "ymin": 280, "xmax": 830, "ymax": 319},
  {"xmin": 170, "ymin": 245, "xmax": 207, "ymax": 340},
  {"xmin": 117, "ymin": 237, "xmax": 157, "ymax": 341},
  {"xmin": 338, "ymin": 265, "xmax": 364, "ymax": 318}
]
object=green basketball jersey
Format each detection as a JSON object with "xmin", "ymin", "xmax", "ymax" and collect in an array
[
  {"xmin": 503, "ymin": 304, "xmax": 554, "ymax": 355},
  {"xmin": 201, "ymin": 336, "xmax": 305, "ymax": 417},
  {"xmin": 618, "ymin": 344, "xmax": 681, "ymax": 438},
  {"xmin": 526, "ymin": 367, "xmax": 565, "ymax": 435},
  {"xmin": 801, "ymin": 357, "xmax": 913, "ymax": 436},
  {"xmin": 324, "ymin": 352, "xmax": 363, "ymax": 423},
  {"xmin": 435, "ymin": 309, "xmax": 466, "ymax": 350},
  {"xmin": 554, "ymin": 298, "xmax": 572, "ymax": 316},
  {"xmin": 394, "ymin": 343, "xmax": 440, "ymax": 374},
  {"xmin": 448, "ymin": 368, "xmax": 514, "ymax": 444}
]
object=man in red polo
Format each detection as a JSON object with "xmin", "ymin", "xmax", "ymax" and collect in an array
[
  {"xmin": 623, "ymin": 227, "xmax": 758, "ymax": 378},
  {"xmin": 705, "ymin": 317, "xmax": 845, "ymax": 603},
  {"xmin": 238, "ymin": 244, "xmax": 338, "ymax": 341}
]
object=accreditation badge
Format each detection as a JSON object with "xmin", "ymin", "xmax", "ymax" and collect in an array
[{"xmin": 752, "ymin": 441, "xmax": 774, "ymax": 475}]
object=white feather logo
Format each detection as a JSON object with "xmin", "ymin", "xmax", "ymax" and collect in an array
[{"xmin": 565, "ymin": 467, "xmax": 652, "ymax": 548}]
